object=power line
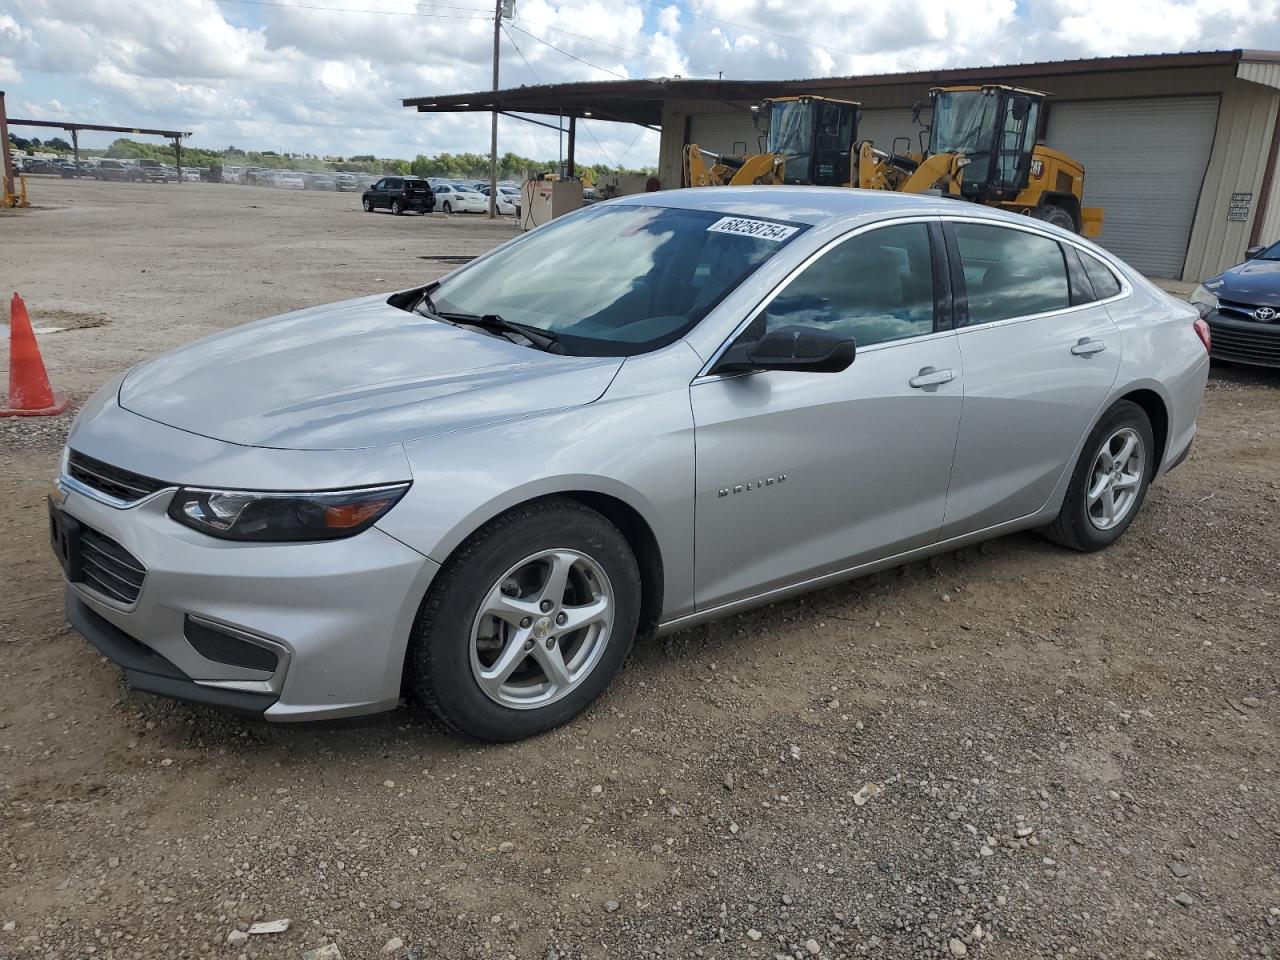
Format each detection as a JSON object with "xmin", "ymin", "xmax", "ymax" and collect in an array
[
  {"xmin": 526, "ymin": 22, "xmax": 676, "ymax": 68},
  {"xmin": 615, "ymin": 124, "xmax": 652, "ymax": 167},
  {"xmin": 507, "ymin": 24, "xmax": 629, "ymax": 80},
  {"xmin": 501, "ymin": 24, "xmax": 541, "ymax": 83},
  {"xmin": 579, "ymin": 120, "xmax": 616, "ymax": 168},
  {"xmin": 632, "ymin": 0, "xmax": 863, "ymax": 62},
  {"xmin": 216, "ymin": 0, "xmax": 491, "ymax": 20}
]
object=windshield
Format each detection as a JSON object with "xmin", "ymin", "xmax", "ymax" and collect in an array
[
  {"xmin": 1259, "ymin": 241, "xmax": 1280, "ymax": 261},
  {"xmin": 930, "ymin": 90, "xmax": 997, "ymax": 155},
  {"xmin": 767, "ymin": 100, "xmax": 814, "ymax": 183},
  {"xmin": 429, "ymin": 203, "xmax": 807, "ymax": 356}
]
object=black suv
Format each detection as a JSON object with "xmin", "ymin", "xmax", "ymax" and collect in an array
[{"xmin": 362, "ymin": 176, "xmax": 435, "ymax": 215}]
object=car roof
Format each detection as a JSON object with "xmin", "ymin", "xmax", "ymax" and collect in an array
[{"xmin": 613, "ymin": 186, "xmax": 1050, "ymax": 229}]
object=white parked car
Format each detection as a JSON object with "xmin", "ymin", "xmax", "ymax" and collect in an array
[
  {"xmin": 280, "ymin": 172, "xmax": 307, "ymax": 190},
  {"xmin": 181, "ymin": 168, "xmax": 203, "ymax": 183},
  {"xmin": 433, "ymin": 183, "xmax": 488, "ymax": 214},
  {"xmin": 480, "ymin": 186, "xmax": 518, "ymax": 215}
]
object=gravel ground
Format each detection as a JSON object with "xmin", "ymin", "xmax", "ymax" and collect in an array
[{"xmin": 1, "ymin": 178, "xmax": 1278, "ymax": 960}]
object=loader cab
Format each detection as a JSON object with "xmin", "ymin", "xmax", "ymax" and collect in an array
[
  {"xmin": 763, "ymin": 96, "xmax": 861, "ymax": 186},
  {"xmin": 927, "ymin": 85, "xmax": 1045, "ymax": 201}
]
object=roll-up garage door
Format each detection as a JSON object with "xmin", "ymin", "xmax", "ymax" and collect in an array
[
  {"xmin": 1045, "ymin": 96, "xmax": 1220, "ymax": 277},
  {"xmin": 856, "ymin": 108, "xmax": 920, "ymax": 156},
  {"xmin": 688, "ymin": 112, "xmax": 764, "ymax": 158}
]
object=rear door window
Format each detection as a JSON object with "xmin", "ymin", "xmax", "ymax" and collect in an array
[{"xmin": 953, "ymin": 222, "xmax": 1070, "ymax": 324}]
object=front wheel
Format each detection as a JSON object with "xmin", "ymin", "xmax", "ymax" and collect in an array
[
  {"xmin": 408, "ymin": 498, "xmax": 641, "ymax": 742},
  {"xmin": 1043, "ymin": 400, "xmax": 1154, "ymax": 551},
  {"xmin": 1032, "ymin": 204, "xmax": 1077, "ymax": 232},
  {"xmin": 442, "ymin": 201, "xmax": 452, "ymax": 214},
  {"xmin": 362, "ymin": 197, "xmax": 373, "ymax": 212}
]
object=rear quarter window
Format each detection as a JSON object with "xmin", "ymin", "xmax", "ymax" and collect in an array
[{"xmin": 1079, "ymin": 251, "xmax": 1123, "ymax": 300}]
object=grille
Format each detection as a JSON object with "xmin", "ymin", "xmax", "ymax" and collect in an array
[
  {"xmin": 78, "ymin": 526, "xmax": 147, "ymax": 604},
  {"xmin": 68, "ymin": 451, "xmax": 166, "ymax": 503},
  {"xmin": 1210, "ymin": 323, "xmax": 1280, "ymax": 368},
  {"xmin": 1218, "ymin": 298, "xmax": 1280, "ymax": 324}
]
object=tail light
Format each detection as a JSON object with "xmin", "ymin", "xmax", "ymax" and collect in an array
[{"xmin": 1193, "ymin": 317, "xmax": 1211, "ymax": 353}]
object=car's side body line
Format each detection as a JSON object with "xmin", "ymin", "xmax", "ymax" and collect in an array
[{"xmin": 655, "ymin": 505, "xmax": 1059, "ymax": 637}]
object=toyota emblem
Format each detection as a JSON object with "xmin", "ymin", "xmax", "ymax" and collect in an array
[{"xmin": 1253, "ymin": 306, "xmax": 1278, "ymax": 321}]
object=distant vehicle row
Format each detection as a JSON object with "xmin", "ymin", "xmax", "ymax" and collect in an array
[
  {"xmin": 361, "ymin": 177, "xmax": 521, "ymax": 216},
  {"xmin": 12, "ymin": 156, "xmax": 523, "ymax": 212}
]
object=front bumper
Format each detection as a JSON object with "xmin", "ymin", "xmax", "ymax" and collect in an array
[
  {"xmin": 55, "ymin": 481, "xmax": 438, "ymax": 721},
  {"xmin": 1206, "ymin": 311, "xmax": 1280, "ymax": 368}
]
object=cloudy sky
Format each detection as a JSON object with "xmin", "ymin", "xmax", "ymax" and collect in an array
[{"xmin": 1, "ymin": 0, "xmax": 1277, "ymax": 167}]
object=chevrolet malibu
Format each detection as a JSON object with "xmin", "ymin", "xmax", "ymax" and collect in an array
[{"xmin": 50, "ymin": 188, "xmax": 1209, "ymax": 741}]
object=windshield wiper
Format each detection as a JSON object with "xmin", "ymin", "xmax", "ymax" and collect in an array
[{"xmin": 435, "ymin": 310, "xmax": 562, "ymax": 353}]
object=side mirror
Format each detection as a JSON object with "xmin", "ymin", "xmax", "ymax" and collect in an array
[
  {"xmin": 727, "ymin": 324, "xmax": 856, "ymax": 373},
  {"xmin": 1245, "ymin": 245, "xmax": 1265, "ymax": 260}
]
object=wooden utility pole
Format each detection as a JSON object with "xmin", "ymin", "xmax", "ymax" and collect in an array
[
  {"xmin": 488, "ymin": 0, "xmax": 501, "ymax": 219},
  {"xmin": 0, "ymin": 91, "xmax": 15, "ymax": 202}
]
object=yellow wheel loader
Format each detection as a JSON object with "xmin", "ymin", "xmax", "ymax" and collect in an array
[{"xmin": 682, "ymin": 86, "xmax": 1103, "ymax": 237}]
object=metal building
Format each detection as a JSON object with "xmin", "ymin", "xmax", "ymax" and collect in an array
[{"xmin": 405, "ymin": 49, "xmax": 1280, "ymax": 281}]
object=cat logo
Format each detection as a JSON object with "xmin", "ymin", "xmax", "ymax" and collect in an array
[{"xmin": 1029, "ymin": 159, "xmax": 1044, "ymax": 179}]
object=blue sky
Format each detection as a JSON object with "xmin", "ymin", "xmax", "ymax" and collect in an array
[{"xmin": 2, "ymin": 0, "xmax": 1276, "ymax": 164}]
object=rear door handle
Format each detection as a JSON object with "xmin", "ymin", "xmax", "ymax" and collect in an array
[
  {"xmin": 1071, "ymin": 337, "xmax": 1108, "ymax": 356},
  {"xmin": 908, "ymin": 366, "xmax": 956, "ymax": 389}
]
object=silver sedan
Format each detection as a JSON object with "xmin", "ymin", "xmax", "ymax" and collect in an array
[{"xmin": 50, "ymin": 188, "xmax": 1209, "ymax": 740}]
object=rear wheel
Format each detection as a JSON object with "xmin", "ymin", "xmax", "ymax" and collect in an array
[
  {"xmin": 1044, "ymin": 400, "xmax": 1154, "ymax": 551},
  {"xmin": 391, "ymin": 199, "xmax": 404, "ymax": 216},
  {"xmin": 1032, "ymin": 204, "xmax": 1077, "ymax": 232},
  {"xmin": 409, "ymin": 498, "xmax": 641, "ymax": 742}
]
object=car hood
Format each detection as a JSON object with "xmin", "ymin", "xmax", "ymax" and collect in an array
[
  {"xmin": 1212, "ymin": 258, "xmax": 1280, "ymax": 306},
  {"xmin": 119, "ymin": 294, "xmax": 623, "ymax": 450}
]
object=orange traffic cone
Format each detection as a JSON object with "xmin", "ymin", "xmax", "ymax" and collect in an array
[{"xmin": 1, "ymin": 293, "xmax": 66, "ymax": 417}]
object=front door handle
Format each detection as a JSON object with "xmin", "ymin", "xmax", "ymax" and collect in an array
[
  {"xmin": 908, "ymin": 366, "xmax": 957, "ymax": 389},
  {"xmin": 1071, "ymin": 337, "xmax": 1108, "ymax": 356}
]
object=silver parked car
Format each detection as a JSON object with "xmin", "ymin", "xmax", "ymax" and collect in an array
[{"xmin": 50, "ymin": 188, "xmax": 1209, "ymax": 741}]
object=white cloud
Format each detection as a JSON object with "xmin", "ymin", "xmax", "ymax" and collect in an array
[{"xmin": 2, "ymin": 0, "xmax": 1278, "ymax": 164}]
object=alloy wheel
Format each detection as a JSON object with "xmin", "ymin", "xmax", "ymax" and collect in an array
[
  {"xmin": 1086, "ymin": 426, "xmax": 1145, "ymax": 530},
  {"xmin": 469, "ymin": 548, "xmax": 615, "ymax": 710}
]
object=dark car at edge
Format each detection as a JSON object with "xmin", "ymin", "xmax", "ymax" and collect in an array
[
  {"xmin": 1192, "ymin": 241, "xmax": 1280, "ymax": 368},
  {"xmin": 361, "ymin": 176, "xmax": 435, "ymax": 215}
]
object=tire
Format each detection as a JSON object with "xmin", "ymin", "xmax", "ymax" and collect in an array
[
  {"xmin": 362, "ymin": 198, "xmax": 373, "ymax": 212},
  {"xmin": 1043, "ymin": 400, "xmax": 1155, "ymax": 552},
  {"xmin": 408, "ymin": 498, "xmax": 641, "ymax": 742},
  {"xmin": 1032, "ymin": 204, "xmax": 1077, "ymax": 233},
  {"xmin": 391, "ymin": 199, "xmax": 404, "ymax": 216},
  {"xmin": 442, "ymin": 201, "xmax": 452, "ymax": 214}
]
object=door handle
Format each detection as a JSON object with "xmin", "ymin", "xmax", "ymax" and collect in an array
[
  {"xmin": 908, "ymin": 366, "xmax": 956, "ymax": 389},
  {"xmin": 1071, "ymin": 337, "xmax": 1108, "ymax": 356}
]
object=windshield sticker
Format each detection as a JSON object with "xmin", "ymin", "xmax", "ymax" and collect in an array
[{"xmin": 707, "ymin": 217, "xmax": 800, "ymax": 242}]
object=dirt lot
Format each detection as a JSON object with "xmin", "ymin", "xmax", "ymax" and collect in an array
[{"xmin": 1, "ymin": 177, "xmax": 1278, "ymax": 960}]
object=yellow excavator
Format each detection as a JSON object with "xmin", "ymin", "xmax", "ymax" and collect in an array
[{"xmin": 683, "ymin": 85, "xmax": 1103, "ymax": 237}]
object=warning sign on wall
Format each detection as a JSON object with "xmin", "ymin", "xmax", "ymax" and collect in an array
[{"xmin": 1228, "ymin": 192, "xmax": 1253, "ymax": 222}]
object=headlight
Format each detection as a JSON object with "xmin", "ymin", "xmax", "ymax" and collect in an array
[
  {"xmin": 168, "ymin": 483, "xmax": 410, "ymax": 542},
  {"xmin": 1189, "ymin": 284, "xmax": 1219, "ymax": 317}
]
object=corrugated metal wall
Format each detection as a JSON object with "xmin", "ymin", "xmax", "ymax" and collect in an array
[
  {"xmin": 1183, "ymin": 80, "xmax": 1279, "ymax": 280},
  {"xmin": 1243, "ymin": 64, "xmax": 1280, "ymax": 248}
]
